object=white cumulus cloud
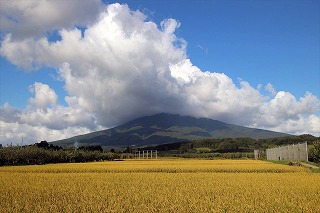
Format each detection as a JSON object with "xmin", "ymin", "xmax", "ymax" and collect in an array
[
  {"xmin": 28, "ymin": 82, "xmax": 58, "ymax": 109},
  {"xmin": 0, "ymin": 84, "xmax": 97, "ymax": 145},
  {"xmin": 0, "ymin": 0, "xmax": 102, "ymax": 39}
]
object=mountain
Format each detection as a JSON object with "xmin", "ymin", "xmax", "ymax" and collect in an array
[{"xmin": 51, "ymin": 113, "xmax": 289, "ymax": 148}]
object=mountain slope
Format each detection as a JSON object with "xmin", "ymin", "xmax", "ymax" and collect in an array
[{"xmin": 51, "ymin": 113, "xmax": 289, "ymax": 147}]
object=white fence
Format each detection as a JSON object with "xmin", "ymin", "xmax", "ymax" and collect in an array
[
  {"xmin": 134, "ymin": 150, "xmax": 157, "ymax": 159},
  {"xmin": 266, "ymin": 142, "xmax": 308, "ymax": 161}
]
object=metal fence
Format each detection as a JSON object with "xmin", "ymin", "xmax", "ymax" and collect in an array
[{"xmin": 266, "ymin": 142, "xmax": 308, "ymax": 161}]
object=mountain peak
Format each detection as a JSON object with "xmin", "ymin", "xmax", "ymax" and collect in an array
[{"xmin": 51, "ymin": 113, "xmax": 289, "ymax": 147}]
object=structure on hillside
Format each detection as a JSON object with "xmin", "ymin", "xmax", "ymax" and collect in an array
[
  {"xmin": 134, "ymin": 150, "xmax": 158, "ymax": 159},
  {"xmin": 266, "ymin": 142, "xmax": 308, "ymax": 161},
  {"xmin": 254, "ymin": 149, "xmax": 265, "ymax": 160}
]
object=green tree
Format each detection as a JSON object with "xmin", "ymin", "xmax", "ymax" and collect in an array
[{"xmin": 309, "ymin": 141, "xmax": 320, "ymax": 163}]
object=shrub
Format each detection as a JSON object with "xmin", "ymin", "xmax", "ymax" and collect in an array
[{"xmin": 309, "ymin": 141, "xmax": 320, "ymax": 163}]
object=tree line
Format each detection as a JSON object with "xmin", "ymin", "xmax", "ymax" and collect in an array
[{"xmin": 0, "ymin": 141, "xmax": 121, "ymax": 166}]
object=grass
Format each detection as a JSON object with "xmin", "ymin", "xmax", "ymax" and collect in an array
[{"xmin": 268, "ymin": 160, "xmax": 320, "ymax": 173}]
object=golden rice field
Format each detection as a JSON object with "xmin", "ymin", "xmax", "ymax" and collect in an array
[{"xmin": 1, "ymin": 159, "xmax": 319, "ymax": 212}]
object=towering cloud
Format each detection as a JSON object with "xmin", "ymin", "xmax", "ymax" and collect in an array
[{"xmin": 0, "ymin": 2, "xmax": 319, "ymax": 145}]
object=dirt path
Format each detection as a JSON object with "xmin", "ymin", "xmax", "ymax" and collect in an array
[{"xmin": 299, "ymin": 162, "xmax": 319, "ymax": 169}]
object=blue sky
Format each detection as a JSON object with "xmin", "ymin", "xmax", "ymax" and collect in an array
[{"xmin": 0, "ymin": 0, "xmax": 319, "ymax": 144}]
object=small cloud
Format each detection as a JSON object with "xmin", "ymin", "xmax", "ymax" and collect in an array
[
  {"xmin": 49, "ymin": 72, "xmax": 64, "ymax": 82},
  {"xmin": 196, "ymin": 44, "xmax": 208, "ymax": 54},
  {"xmin": 265, "ymin": 83, "xmax": 276, "ymax": 96},
  {"xmin": 28, "ymin": 82, "xmax": 58, "ymax": 109}
]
